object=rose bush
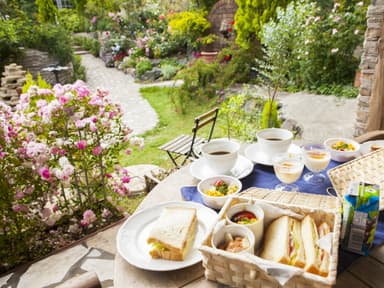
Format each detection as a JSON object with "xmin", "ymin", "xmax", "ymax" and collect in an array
[{"xmin": 0, "ymin": 80, "xmax": 143, "ymax": 273}]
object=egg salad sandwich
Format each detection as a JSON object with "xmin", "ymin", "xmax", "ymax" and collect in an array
[
  {"xmin": 260, "ymin": 215, "xmax": 306, "ymax": 268},
  {"xmin": 147, "ymin": 206, "xmax": 197, "ymax": 261}
]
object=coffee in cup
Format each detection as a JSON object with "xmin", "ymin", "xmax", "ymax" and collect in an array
[
  {"xmin": 256, "ymin": 128, "xmax": 293, "ymax": 161},
  {"xmin": 201, "ymin": 139, "xmax": 240, "ymax": 174}
]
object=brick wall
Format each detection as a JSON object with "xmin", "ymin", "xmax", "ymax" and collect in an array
[
  {"xmin": 204, "ymin": 0, "xmax": 238, "ymax": 51},
  {"xmin": 354, "ymin": 0, "xmax": 384, "ymax": 136}
]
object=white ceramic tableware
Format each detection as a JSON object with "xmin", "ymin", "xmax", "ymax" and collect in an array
[
  {"xmin": 197, "ymin": 175, "xmax": 242, "ymax": 210},
  {"xmin": 211, "ymin": 224, "xmax": 255, "ymax": 254},
  {"xmin": 201, "ymin": 139, "xmax": 240, "ymax": 174},
  {"xmin": 256, "ymin": 128, "xmax": 293, "ymax": 161},
  {"xmin": 225, "ymin": 203, "xmax": 264, "ymax": 251},
  {"xmin": 323, "ymin": 137, "xmax": 360, "ymax": 162}
]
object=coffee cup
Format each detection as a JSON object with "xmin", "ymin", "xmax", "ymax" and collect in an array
[
  {"xmin": 201, "ymin": 139, "xmax": 240, "ymax": 174},
  {"xmin": 256, "ymin": 128, "xmax": 293, "ymax": 161},
  {"xmin": 226, "ymin": 203, "xmax": 264, "ymax": 251}
]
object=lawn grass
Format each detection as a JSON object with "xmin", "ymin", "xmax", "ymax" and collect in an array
[{"xmin": 120, "ymin": 86, "xmax": 227, "ymax": 171}]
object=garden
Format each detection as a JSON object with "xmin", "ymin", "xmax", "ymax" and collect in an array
[{"xmin": 0, "ymin": 0, "xmax": 369, "ymax": 274}]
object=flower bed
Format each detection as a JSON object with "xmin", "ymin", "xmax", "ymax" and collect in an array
[{"xmin": 0, "ymin": 80, "xmax": 143, "ymax": 273}]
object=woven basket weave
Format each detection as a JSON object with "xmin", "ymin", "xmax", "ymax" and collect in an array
[
  {"xmin": 199, "ymin": 188, "xmax": 341, "ymax": 288},
  {"xmin": 327, "ymin": 148, "xmax": 384, "ymax": 210}
]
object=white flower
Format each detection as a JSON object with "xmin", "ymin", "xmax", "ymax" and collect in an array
[{"xmin": 331, "ymin": 48, "xmax": 339, "ymax": 54}]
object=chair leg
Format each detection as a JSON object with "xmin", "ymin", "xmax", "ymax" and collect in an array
[{"xmin": 166, "ymin": 151, "xmax": 180, "ymax": 168}]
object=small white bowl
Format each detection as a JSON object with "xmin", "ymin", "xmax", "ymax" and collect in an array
[
  {"xmin": 211, "ymin": 224, "xmax": 255, "ymax": 254},
  {"xmin": 197, "ymin": 175, "xmax": 242, "ymax": 210},
  {"xmin": 324, "ymin": 137, "xmax": 360, "ymax": 162}
]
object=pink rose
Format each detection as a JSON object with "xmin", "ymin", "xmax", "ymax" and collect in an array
[
  {"xmin": 39, "ymin": 167, "xmax": 51, "ymax": 180},
  {"xmin": 76, "ymin": 140, "xmax": 87, "ymax": 150},
  {"xmin": 92, "ymin": 146, "xmax": 103, "ymax": 156}
]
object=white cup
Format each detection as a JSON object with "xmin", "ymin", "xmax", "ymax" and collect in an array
[
  {"xmin": 226, "ymin": 203, "xmax": 264, "ymax": 251},
  {"xmin": 201, "ymin": 139, "xmax": 240, "ymax": 174},
  {"xmin": 256, "ymin": 128, "xmax": 293, "ymax": 161},
  {"xmin": 211, "ymin": 224, "xmax": 255, "ymax": 254}
]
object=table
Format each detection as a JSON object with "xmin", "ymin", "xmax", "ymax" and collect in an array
[{"xmin": 114, "ymin": 164, "xmax": 384, "ymax": 288}]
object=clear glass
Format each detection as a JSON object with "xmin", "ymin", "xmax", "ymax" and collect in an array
[
  {"xmin": 302, "ymin": 144, "xmax": 331, "ymax": 184},
  {"xmin": 272, "ymin": 153, "xmax": 304, "ymax": 192}
]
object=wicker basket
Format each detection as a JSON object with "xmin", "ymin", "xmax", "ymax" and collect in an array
[
  {"xmin": 327, "ymin": 148, "xmax": 384, "ymax": 210},
  {"xmin": 199, "ymin": 188, "xmax": 341, "ymax": 288}
]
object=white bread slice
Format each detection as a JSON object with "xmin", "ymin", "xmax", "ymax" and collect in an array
[
  {"xmin": 260, "ymin": 215, "xmax": 290, "ymax": 265},
  {"xmin": 301, "ymin": 215, "xmax": 321, "ymax": 275},
  {"xmin": 147, "ymin": 206, "xmax": 197, "ymax": 261},
  {"xmin": 317, "ymin": 222, "xmax": 331, "ymax": 277}
]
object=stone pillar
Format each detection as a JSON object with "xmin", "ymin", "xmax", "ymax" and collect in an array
[
  {"xmin": 0, "ymin": 63, "xmax": 26, "ymax": 107},
  {"xmin": 354, "ymin": 2, "xmax": 384, "ymax": 136}
]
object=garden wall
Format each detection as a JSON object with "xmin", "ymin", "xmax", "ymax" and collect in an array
[
  {"xmin": 18, "ymin": 48, "xmax": 73, "ymax": 85},
  {"xmin": 205, "ymin": 0, "xmax": 238, "ymax": 51},
  {"xmin": 354, "ymin": 0, "xmax": 384, "ymax": 136}
]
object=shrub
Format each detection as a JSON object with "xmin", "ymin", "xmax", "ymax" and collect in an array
[
  {"xmin": 260, "ymin": 0, "xmax": 367, "ymax": 91},
  {"xmin": 234, "ymin": 0, "xmax": 291, "ymax": 48},
  {"xmin": 167, "ymin": 10, "xmax": 211, "ymax": 53},
  {"xmin": 161, "ymin": 63, "xmax": 178, "ymax": 80},
  {"xmin": 0, "ymin": 80, "xmax": 143, "ymax": 272},
  {"xmin": 219, "ymin": 93, "xmax": 265, "ymax": 141},
  {"xmin": 58, "ymin": 8, "xmax": 83, "ymax": 33},
  {"xmin": 216, "ymin": 45, "xmax": 261, "ymax": 89},
  {"xmin": 177, "ymin": 59, "xmax": 219, "ymax": 100},
  {"xmin": 72, "ymin": 55, "xmax": 86, "ymax": 82},
  {"xmin": 136, "ymin": 59, "xmax": 153, "ymax": 77},
  {"xmin": 72, "ymin": 35, "xmax": 100, "ymax": 57}
]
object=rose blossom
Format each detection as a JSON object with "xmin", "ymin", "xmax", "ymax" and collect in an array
[{"xmin": 76, "ymin": 140, "xmax": 87, "ymax": 150}]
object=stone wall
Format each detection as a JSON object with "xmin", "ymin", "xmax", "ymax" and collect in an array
[
  {"xmin": 354, "ymin": 0, "xmax": 384, "ymax": 136},
  {"xmin": 18, "ymin": 48, "xmax": 73, "ymax": 86},
  {"xmin": 205, "ymin": 0, "xmax": 238, "ymax": 51},
  {"xmin": 0, "ymin": 63, "xmax": 26, "ymax": 107}
]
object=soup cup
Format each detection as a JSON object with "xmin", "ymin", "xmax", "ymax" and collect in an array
[
  {"xmin": 201, "ymin": 139, "xmax": 240, "ymax": 174},
  {"xmin": 226, "ymin": 203, "xmax": 264, "ymax": 251}
]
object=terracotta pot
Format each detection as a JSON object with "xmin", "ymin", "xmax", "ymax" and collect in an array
[{"xmin": 200, "ymin": 51, "xmax": 219, "ymax": 64}]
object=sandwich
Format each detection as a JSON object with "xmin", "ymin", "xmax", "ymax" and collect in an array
[
  {"xmin": 260, "ymin": 215, "xmax": 305, "ymax": 268},
  {"xmin": 147, "ymin": 206, "xmax": 197, "ymax": 261},
  {"xmin": 317, "ymin": 222, "xmax": 331, "ymax": 276},
  {"xmin": 301, "ymin": 215, "xmax": 330, "ymax": 277},
  {"xmin": 260, "ymin": 215, "xmax": 331, "ymax": 277}
]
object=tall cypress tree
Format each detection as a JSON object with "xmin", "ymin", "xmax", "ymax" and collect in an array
[
  {"xmin": 35, "ymin": 0, "xmax": 58, "ymax": 24},
  {"xmin": 234, "ymin": 0, "xmax": 291, "ymax": 48}
]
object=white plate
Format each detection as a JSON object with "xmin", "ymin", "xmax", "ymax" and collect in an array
[
  {"xmin": 116, "ymin": 201, "xmax": 218, "ymax": 271},
  {"xmin": 360, "ymin": 140, "xmax": 384, "ymax": 155},
  {"xmin": 189, "ymin": 155, "xmax": 254, "ymax": 180},
  {"xmin": 244, "ymin": 143, "xmax": 302, "ymax": 166}
]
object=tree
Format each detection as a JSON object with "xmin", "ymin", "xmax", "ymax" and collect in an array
[
  {"xmin": 234, "ymin": 0, "xmax": 291, "ymax": 48},
  {"xmin": 35, "ymin": 0, "xmax": 58, "ymax": 23}
]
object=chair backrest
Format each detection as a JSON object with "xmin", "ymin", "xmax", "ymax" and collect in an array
[{"xmin": 191, "ymin": 107, "xmax": 219, "ymax": 144}]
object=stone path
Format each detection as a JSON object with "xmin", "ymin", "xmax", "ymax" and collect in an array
[{"xmin": 80, "ymin": 54, "xmax": 159, "ymax": 136}]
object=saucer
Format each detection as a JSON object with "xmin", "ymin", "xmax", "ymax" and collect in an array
[
  {"xmin": 189, "ymin": 155, "xmax": 254, "ymax": 180},
  {"xmin": 244, "ymin": 143, "xmax": 301, "ymax": 166}
]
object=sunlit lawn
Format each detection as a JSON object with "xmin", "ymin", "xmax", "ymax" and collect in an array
[{"xmin": 120, "ymin": 86, "xmax": 227, "ymax": 171}]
